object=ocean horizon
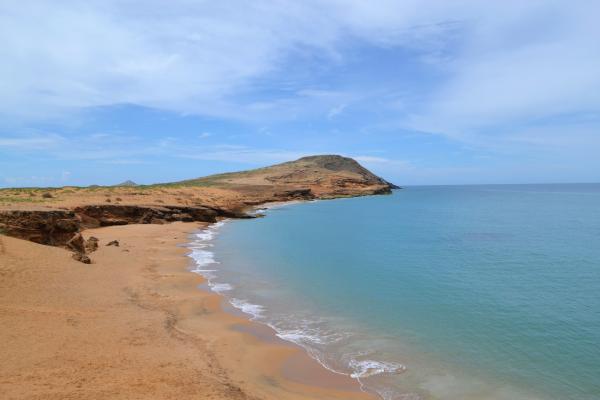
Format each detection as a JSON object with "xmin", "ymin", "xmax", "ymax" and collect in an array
[{"xmin": 189, "ymin": 183, "xmax": 600, "ymax": 400}]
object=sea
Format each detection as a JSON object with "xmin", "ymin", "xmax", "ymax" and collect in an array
[{"xmin": 187, "ymin": 184, "xmax": 600, "ymax": 400}]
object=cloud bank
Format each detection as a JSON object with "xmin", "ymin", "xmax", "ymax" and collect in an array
[
  {"xmin": 3, "ymin": 1, "xmax": 597, "ymax": 122},
  {"xmin": 1, "ymin": 1, "xmax": 599, "ymax": 185}
]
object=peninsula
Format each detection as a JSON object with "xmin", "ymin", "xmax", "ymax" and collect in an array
[
  {"xmin": 0, "ymin": 155, "xmax": 394, "ymax": 400},
  {"xmin": 0, "ymin": 155, "xmax": 395, "ymax": 261}
]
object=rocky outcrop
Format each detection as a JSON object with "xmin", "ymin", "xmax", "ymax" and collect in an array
[
  {"xmin": 273, "ymin": 188, "xmax": 315, "ymax": 199},
  {"xmin": 0, "ymin": 210, "xmax": 80, "ymax": 247},
  {"xmin": 74, "ymin": 204, "xmax": 254, "ymax": 228},
  {"xmin": 85, "ymin": 236, "xmax": 99, "ymax": 253},
  {"xmin": 0, "ymin": 205, "xmax": 253, "ymax": 263},
  {"xmin": 66, "ymin": 233, "xmax": 86, "ymax": 253},
  {"xmin": 72, "ymin": 252, "xmax": 91, "ymax": 264},
  {"xmin": 0, "ymin": 205, "xmax": 245, "ymax": 246},
  {"xmin": 74, "ymin": 205, "xmax": 221, "ymax": 227}
]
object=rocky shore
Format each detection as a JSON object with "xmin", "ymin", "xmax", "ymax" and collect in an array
[{"xmin": 0, "ymin": 155, "xmax": 396, "ymax": 263}]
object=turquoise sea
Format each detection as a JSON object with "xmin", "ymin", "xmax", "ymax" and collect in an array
[{"xmin": 189, "ymin": 184, "xmax": 600, "ymax": 400}]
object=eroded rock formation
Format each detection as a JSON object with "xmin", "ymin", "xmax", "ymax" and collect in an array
[{"xmin": 0, "ymin": 205, "xmax": 251, "ymax": 262}]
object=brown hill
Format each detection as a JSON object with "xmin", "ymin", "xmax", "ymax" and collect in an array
[
  {"xmin": 176, "ymin": 154, "xmax": 397, "ymax": 197},
  {"xmin": 0, "ymin": 155, "xmax": 397, "ymax": 260}
]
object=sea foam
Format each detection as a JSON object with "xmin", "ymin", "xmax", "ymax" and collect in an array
[
  {"xmin": 188, "ymin": 221, "xmax": 233, "ymax": 292},
  {"xmin": 349, "ymin": 359, "xmax": 407, "ymax": 378},
  {"xmin": 230, "ymin": 298, "xmax": 265, "ymax": 318},
  {"xmin": 210, "ymin": 283, "xmax": 233, "ymax": 293}
]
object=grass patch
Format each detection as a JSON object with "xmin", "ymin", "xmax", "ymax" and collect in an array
[{"xmin": 0, "ymin": 196, "xmax": 45, "ymax": 203}]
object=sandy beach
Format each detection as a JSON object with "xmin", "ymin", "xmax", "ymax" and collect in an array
[{"xmin": 0, "ymin": 221, "xmax": 375, "ymax": 400}]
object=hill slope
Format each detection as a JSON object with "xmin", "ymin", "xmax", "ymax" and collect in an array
[
  {"xmin": 0, "ymin": 155, "xmax": 397, "ymax": 259},
  {"xmin": 0, "ymin": 155, "xmax": 396, "ymax": 211},
  {"xmin": 175, "ymin": 155, "xmax": 397, "ymax": 197}
]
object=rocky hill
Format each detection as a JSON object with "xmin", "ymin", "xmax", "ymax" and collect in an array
[
  {"xmin": 177, "ymin": 154, "xmax": 397, "ymax": 198},
  {"xmin": 0, "ymin": 155, "xmax": 397, "ymax": 261}
]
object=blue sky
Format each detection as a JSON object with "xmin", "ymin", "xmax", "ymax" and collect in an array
[{"xmin": 1, "ymin": 1, "xmax": 599, "ymax": 187}]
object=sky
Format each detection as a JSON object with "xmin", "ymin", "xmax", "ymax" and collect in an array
[{"xmin": 1, "ymin": 0, "xmax": 599, "ymax": 187}]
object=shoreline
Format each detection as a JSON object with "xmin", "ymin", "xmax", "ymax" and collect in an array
[
  {"xmin": 186, "ymin": 216, "xmax": 381, "ymax": 395},
  {"xmin": 182, "ymin": 220, "xmax": 375, "ymax": 397},
  {"xmin": 0, "ymin": 220, "xmax": 375, "ymax": 399}
]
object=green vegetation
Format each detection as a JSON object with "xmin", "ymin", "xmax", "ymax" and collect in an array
[
  {"xmin": 146, "ymin": 166, "xmax": 265, "ymax": 189},
  {"xmin": 0, "ymin": 187, "xmax": 56, "ymax": 204},
  {"xmin": 0, "ymin": 196, "xmax": 46, "ymax": 203}
]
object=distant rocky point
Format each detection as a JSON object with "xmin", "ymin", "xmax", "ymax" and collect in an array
[
  {"xmin": 0, "ymin": 155, "xmax": 398, "ymax": 262},
  {"xmin": 177, "ymin": 154, "xmax": 399, "ymax": 196}
]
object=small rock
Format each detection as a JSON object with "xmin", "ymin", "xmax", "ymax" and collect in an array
[
  {"xmin": 42, "ymin": 192, "xmax": 54, "ymax": 199},
  {"xmin": 105, "ymin": 198, "xmax": 111, "ymax": 203},
  {"xmin": 106, "ymin": 240, "xmax": 119, "ymax": 247},
  {"xmin": 85, "ymin": 236, "xmax": 99, "ymax": 253},
  {"xmin": 66, "ymin": 233, "xmax": 86, "ymax": 253},
  {"xmin": 72, "ymin": 252, "xmax": 91, "ymax": 264}
]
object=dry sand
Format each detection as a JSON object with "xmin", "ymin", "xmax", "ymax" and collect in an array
[{"xmin": 0, "ymin": 222, "xmax": 375, "ymax": 400}]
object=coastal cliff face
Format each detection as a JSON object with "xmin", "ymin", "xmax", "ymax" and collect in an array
[{"xmin": 0, "ymin": 155, "xmax": 396, "ymax": 260}]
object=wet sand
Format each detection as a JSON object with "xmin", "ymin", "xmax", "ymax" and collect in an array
[{"xmin": 0, "ymin": 222, "xmax": 375, "ymax": 400}]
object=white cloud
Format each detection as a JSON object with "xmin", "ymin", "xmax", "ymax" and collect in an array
[
  {"xmin": 1, "ymin": 0, "xmax": 599, "ymax": 161},
  {"xmin": 3, "ymin": 174, "xmax": 62, "ymax": 186},
  {"xmin": 0, "ymin": 1, "xmax": 494, "ymax": 120},
  {"xmin": 327, "ymin": 104, "xmax": 347, "ymax": 119},
  {"xmin": 177, "ymin": 148, "xmax": 308, "ymax": 164},
  {"xmin": 0, "ymin": 1, "xmax": 343, "ymax": 119},
  {"xmin": 401, "ymin": 1, "xmax": 600, "ymax": 142},
  {"xmin": 0, "ymin": 132, "xmax": 302, "ymax": 165},
  {"xmin": 0, "ymin": 134, "xmax": 64, "ymax": 149},
  {"xmin": 0, "ymin": 131, "xmax": 415, "ymax": 174}
]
